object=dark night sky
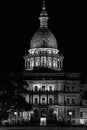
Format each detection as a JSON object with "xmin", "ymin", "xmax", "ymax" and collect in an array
[{"xmin": 0, "ymin": 0, "xmax": 87, "ymax": 80}]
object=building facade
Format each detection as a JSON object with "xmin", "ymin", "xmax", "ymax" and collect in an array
[
  {"xmin": 2, "ymin": 1, "xmax": 87, "ymax": 126},
  {"xmin": 22, "ymin": 1, "xmax": 81, "ymax": 125}
]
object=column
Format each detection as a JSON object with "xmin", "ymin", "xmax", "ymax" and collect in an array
[
  {"xmin": 28, "ymin": 59, "xmax": 30, "ymax": 69},
  {"xmin": 32, "ymin": 95, "xmax": 33, "ymax": 104},
  {"xmin": 39, "ymin": 94, "xmax": 40, "ymax": 105},
  {"xmin": 57, "ymin": 60, "xmax": 59, "ymax": 69},
  {"xmin": 60, "ymin": 59, "xmax": 62, "ymax": 69},
  {"xmin": 58, "ymin": 59, "xmax": 60, "ymax": 69},
  {"xmin": 52, "ymin": 57, "xmax": 53, "ymax": 68},
  {"xmin": 34, "ymin": 57, "xmax": 35, "ymax": 67},
  {"xmin": 25, "ymin": 59, "xmax": 26, "ymax": 69},
  {"xmin": 40, "ymin": 56, "xmax": 41, "ymax": 67},
  {"xmin": 61, "ymin": 59, "xmax": 63, "ymax": 69},
  {"xmin": 47, "ymin": 95, "xmax": 49, "ymax": 105}
]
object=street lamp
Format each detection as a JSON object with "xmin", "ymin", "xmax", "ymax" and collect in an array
[
  {"xmin": 14, "ymin": 112, "xmax": 18, "ymax": 116},
  {"xmin": 68, "ymin": 111, "xmax": 72, "ymax": 125}
]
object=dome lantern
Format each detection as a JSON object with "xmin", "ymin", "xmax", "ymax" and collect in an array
[{"xmin": 39, "ymin": 0, "xmax": 49, "ymax": 28}]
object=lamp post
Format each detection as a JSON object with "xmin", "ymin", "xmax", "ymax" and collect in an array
[{"xmin": 69, "ymin": 111, "xmax": 72, "ymax": 125}]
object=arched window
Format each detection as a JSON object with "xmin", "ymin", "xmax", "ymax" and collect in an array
[
  {"xmin": 49, "ymin": 98, "xmax": 53, "ymax": 104},
  {"xmin": 53, "ymin": 59, "xmax": 57, "ymax": 68},
  {"xmin": 34, "ymin": 97, "xmax": 39, "ymax": 104},
  {"xmin": 41, "ymin": 96, "xmax": 47, "ymax": 104},
  {"xmin": 48, "ymin": 96, "xmax": 54, "ymax": 104},
  {"xmin": 35, "ymin": 57, "xmax": 40, "ymax": 67},
  {"xmin": 34, "ymin": 98, "xmax": 38, "ymax": 104},
  {"xmin": 47, "ymin": 57, "xmax": 52, "ymax": 67},
  {"xmin": 41, "ymin": 57, "xmax": 46, "ymax": 67},
  {"xmin": 43, "ymin": 57, "xmax": 46, "ymax": 66},
  {"xmin": 35, "ymin": 86, "xmax": 38, "ymax": 91},
  {"xmin": 42, "ymin": 86, "xmax": 45, "ymax": 91},
  {"xmin": 60, "ymin": 59, "xmax": 62, "ymax": 69},
  {"xmin": 49, "ymin": 86, "xmax": 53, "ymax": 91},
  {"xmin": 42, "ymin": 98, "xmax": 46, "ymax": 104},
  {"xmin": 30, "ymin": 58, "xmax": 34, "ymax": 68}
]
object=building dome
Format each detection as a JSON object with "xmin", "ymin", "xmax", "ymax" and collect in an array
[
  {"xmin": 30, "ymin": 27, "xmax": 57, "ymax": 49},
  {"xmin": 30, "ymin": 0, "xmax": 58, "ymax": 49}
]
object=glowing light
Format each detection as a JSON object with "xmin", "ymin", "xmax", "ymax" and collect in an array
[
  {"xmin": 40, "ymin": 117, "xmax": 46, "ymax": 126},
  {"xmin": 69, "ymin": 111, "xmax": 72, "ymax": 116},
  {"xmin": 80, "ymin": 119, "xmax": 85, "ymax": 124},
  {"xmin": 14, "ymin": 112, "xmax": 17, "ymax": 115}
]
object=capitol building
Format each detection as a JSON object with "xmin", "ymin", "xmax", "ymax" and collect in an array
[{"xmin": 4, "ymin": 0, "xmax": 87, "ymax": 126}]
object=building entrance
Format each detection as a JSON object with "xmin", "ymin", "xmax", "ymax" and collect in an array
[{"xmin": 40, "ymin": 117, "xmax": 46, "ymax": 126}]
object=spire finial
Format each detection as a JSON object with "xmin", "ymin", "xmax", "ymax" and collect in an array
[
  {"xmin": 42, "ymin": 0, "xmax": 45, "ymax": 11},
  {"xmin": 39, "ymin": 0, "xmax": 49, "ymax": 28},
  {"xmin": 40, "ymin": 0, "xmax": 47, "ymax": 16}
]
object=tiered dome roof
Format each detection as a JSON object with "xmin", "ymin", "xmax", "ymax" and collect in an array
[{"xmin": 30, "ymin": 0, "xmax": 58, "ymax": 49}]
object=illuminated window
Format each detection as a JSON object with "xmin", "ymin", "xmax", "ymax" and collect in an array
[
  {"xmin": 41, "ymin": 57, "xmax": 46, "ymax": 66},
  {"xmin": 53, "ymin": 59, "xmax": 57, "ymax": 68},
  {"xmin": 30, "ymin": 58, "xmax": 34, "ymax": 68},
  {"xmin": 47, "ymin": 57, "xmax": 52, "ymax": 67},
  {"xmin": 35, "ymin": 57, "xmax": 40, "ymax": 67}
]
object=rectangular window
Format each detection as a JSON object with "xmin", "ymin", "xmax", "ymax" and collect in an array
[
  {"xmin": 35, "ymin": 86, "xmax": 38, "ymax": 91},
  {"xmin": 34, "ymin": 98, "xmax": 38, "ymax": 104},
  {"xmin": 80, "ymin": 112, "xmax": 83, "ymax": 117},
  {"xmin": 35, "ymin": 58, "xmax": 40, "ymax": 67},
  {"xmin": 49, "ymin": 86, "xmax": 53, "ymax": 91},
  {"xmin": 72, "ymin": 120, "xmax": 75, "ymax": 124},
  {"xmin": 30, "ymin": 59, "xmax": 34, "ymax": 68},
  {"xmin": 72, "ymin": 110, "xmax": 75, "ymax": 116},
  {"xmin": 42, "ymin": 98, "xmax": 46, "ymax": 104},
  {"xmin": 72, "ymin": 86, "xmax": 74, "ymax": 90},
  {"xmin": 49, "ymin": 98, "xmax": 53, "ymax": 104},
  {"xmin": 42, "ymin": 86, "xmax": 45, "ymax": 91},
  {"xmin": 67, "ymin": 86, "xmax": 69, "ymax": 91},
  {"xmin": 67, "ymin": 98, "xmax": 69, "ymax": 104},
  {"xmin": 72, "ymin": 98, "xmax": 75, "ymax": 104},
  {"xmin": 67, "ymin": 110, "xmax": 69, "ymax": 116}
]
